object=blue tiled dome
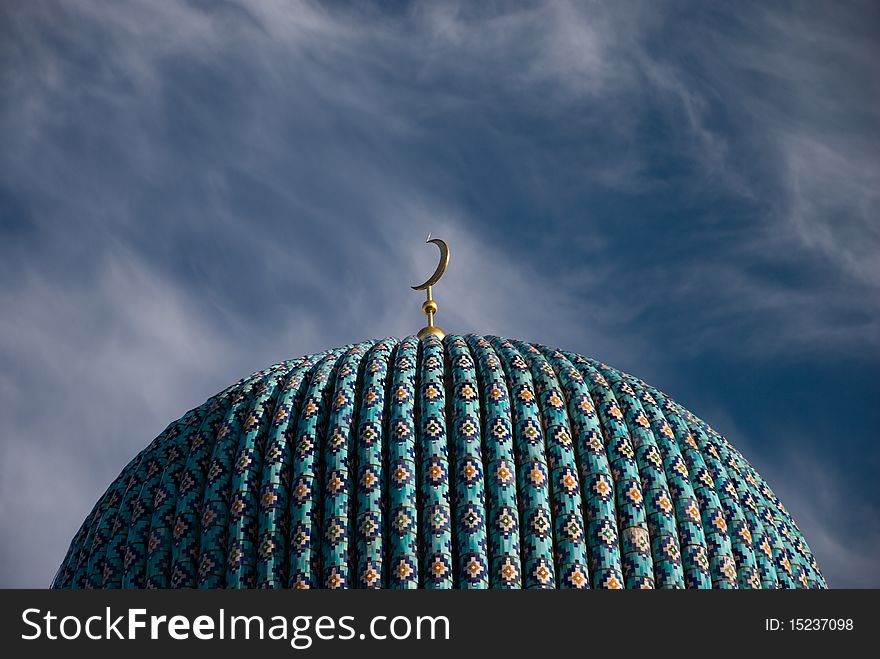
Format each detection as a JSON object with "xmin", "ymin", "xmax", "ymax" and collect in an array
[{"xmin": 52, "ymin": 335, "xmax": 825, "ymax": 589}]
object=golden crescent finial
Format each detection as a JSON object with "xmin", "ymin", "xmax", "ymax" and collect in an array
[
  {"xmin": 413, "ymin": 237, "xmax": 449, "ymax": 340},
  {"xmin": 411, "ymin": 238, "xmax": 449, "ymax": 290}
]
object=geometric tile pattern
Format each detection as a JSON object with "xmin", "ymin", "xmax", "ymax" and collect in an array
[{"xmin": 52, "ymin": 335, "xmax": 826, "ymax": 588}]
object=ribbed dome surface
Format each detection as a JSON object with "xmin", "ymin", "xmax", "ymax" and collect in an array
[{"xmin": 52, "ymin": 335, "xmax": 825, "ymax": 589}]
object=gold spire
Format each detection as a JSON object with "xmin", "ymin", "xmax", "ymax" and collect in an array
[{"xmin": 412, "ymin": 237, "xmax": 449, "ymax": 341}]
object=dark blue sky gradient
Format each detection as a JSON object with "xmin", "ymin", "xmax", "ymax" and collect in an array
[{"xmin": 1, "ymin": 0, "xmax": 878, "ymax": 587}]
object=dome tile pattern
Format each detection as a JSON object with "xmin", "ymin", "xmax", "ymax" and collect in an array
[{"xmin": 52, "ymin": 335, "xmax": 825, "ymax": 589}]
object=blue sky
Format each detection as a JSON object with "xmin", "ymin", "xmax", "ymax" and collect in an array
[{"xmin": 1, "ymin": 0, "xmax": 878, "ymax": 588}]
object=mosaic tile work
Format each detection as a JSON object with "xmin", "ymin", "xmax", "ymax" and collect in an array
[{"xmin": 52, "ymin": 335, "xmax": 826, "ymax": 589}]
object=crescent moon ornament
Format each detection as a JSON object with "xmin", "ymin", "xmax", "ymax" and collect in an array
[
  {"xmin": 412, "ymin": 237, "xmax": 449, "ymax": 341},
  {"xmin": 412, "ymin": 238, "xmax": 450, "ymax": 290}
]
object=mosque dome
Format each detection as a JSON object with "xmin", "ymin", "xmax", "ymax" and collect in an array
[
  {"xmin": 52, "ymin": 333, "xmax": 824, "ymax": 590},
  {"xmin": 52, "ymin": 240, "xmax": 824, "ymax": 590}
]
